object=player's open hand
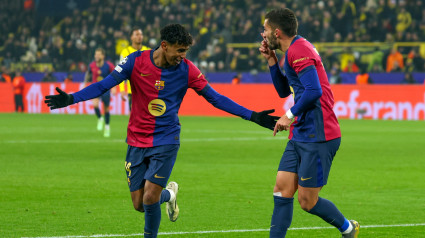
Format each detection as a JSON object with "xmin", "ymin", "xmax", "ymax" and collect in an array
[
  {"xmin": 273, "ymin": 115, "xmax": 293, "ymax": 136},
  {"xmin": 44, "ymin": 87, "xmax": 74, "ymax": 110},
  {"xmin": 250, "ymin": 109, "xmax": 280, "ymax": 131}
]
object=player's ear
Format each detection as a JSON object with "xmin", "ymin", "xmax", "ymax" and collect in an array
[
  {"xmin": 161, "ymin": 41, "xmax": 167, "ymax": 51},
  {"xmin": 274, "ymin": 28, "xmax": 280, "ymax": 39}
]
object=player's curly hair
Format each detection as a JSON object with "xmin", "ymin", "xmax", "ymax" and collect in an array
[
  {"xmin": 160, "ymin": 24, "xmax": 193, "ymax": 46},
  {"xmin": 265, "ymin": 8, "xmax": 298, "ymax": 37}
]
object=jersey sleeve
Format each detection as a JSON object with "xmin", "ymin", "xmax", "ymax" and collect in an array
[
  {"xmin": 287, "ymin": 43, "xmax": 317, "ymax": 76},
  {"xmin": 187, "ymin": 60, "xmax": 208, "ymax": 93},
  {"xmin": 112, "ymin": 51, "xmax": 137, "ymax": 81}
]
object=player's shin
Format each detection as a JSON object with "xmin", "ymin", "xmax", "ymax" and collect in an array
[
  {"xmin": 159, "ymin": 189, "xmax": 171, "ymax": 204},
  {"xmin": 270, "ymin": 193, "xmax": 294, "ymax": 238},
  {"xmin": 308, "ymin": 197, "xmax": 349, "ymax": 231},
  {"xmin": 143, "ymin": 202, "xmax": 161, "ymax": 238}
]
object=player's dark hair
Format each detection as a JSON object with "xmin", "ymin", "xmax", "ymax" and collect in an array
[
  {"xmin": 95, "ymin": 47, "xmax": 105, "ymax": 55},
  {"xmin": 160, "ymin": 24, "xmax": 193, "ymax": 46},
  {"xmin": 130, "ymin": 26, "xmax": 142, "ymax": 38},
  {"xmin": 265, "ymin": 8, "xmax": 298, "ymax": 37}
]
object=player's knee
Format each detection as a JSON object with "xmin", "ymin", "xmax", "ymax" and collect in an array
[
  {"xmin": 297, "ymin": 195, "xmax": 316, "ymax": 212},
  {"xmin": 143, "ymin": 191, "xmax": 160, "ymax": 205},
  {"xmin": 133, "ymin": 203, "xmax": 145, "ymax": 213},
  {"xmin": 273, "ymin": 185, "xmax": 295, "ymax": 198}
]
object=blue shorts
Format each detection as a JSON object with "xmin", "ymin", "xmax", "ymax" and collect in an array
[
  {"xmin": 278, "ymin": 138, "xmax": 341, "ymax": 188},
  {"xmin": 100, "ymin": 91, "xmax": 111, "ymax": 108},
  {"xmin": 125, "ymin": 144, "xmax": 179, "ymax": 192}
]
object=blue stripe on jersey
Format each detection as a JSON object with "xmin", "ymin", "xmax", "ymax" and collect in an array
[
  {"xmin": 290, "ymin": 67, "xmax": 322, "ymax": 116},
  {"xmin": 152, "ymin": 59, "xmax": 190, "ymax": 147},
  {"xmin": 316, "ymin": 156, "xmax": 324, "ymax": 187},
  {"xmin": 284, "ymin": 50, "xmax": 326, "ymax": 142},
  {"xmin": 269, "ymin": 63, "xmax": 291, "ymax": 98}
]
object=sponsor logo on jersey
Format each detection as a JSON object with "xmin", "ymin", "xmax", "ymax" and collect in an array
[
  {"xmin": 148, "ymin": 99, "xmax": 166, "ymax": 116},
  {"xmin": 292, "ymin": 57, "xmax": 309, "ymax": 64},
  {"xmin": 155, "ymin": 80, "xmax": 165, "ymax": 90}
]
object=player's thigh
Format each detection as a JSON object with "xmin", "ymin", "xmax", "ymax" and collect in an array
[
  {"xmin": 144, "ymin": 144, "xmax": 179, "ymax": 188},
  {"xmin": 296, "ymin": 138, "xmax": 341, "ymax": 188},
  {"xmin": 125, "ymin": 145, "xmax": 149, "ymax": 192},
  {"xmin": 130, "ymin": 188, "xmax": 145, "ymax": 211},
  {"xmin": 276, "ymin": 140, "xmax": 299, "ymax": 197}
]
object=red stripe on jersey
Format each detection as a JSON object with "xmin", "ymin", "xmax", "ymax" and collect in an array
[{"xmin": 126, "ymin": 50, "xmax": 161, "ymax": 147}]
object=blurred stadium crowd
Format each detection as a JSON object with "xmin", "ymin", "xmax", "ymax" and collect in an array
[{"xmin": 1, "ymin": 0, "xmax": 425, "ymax": 82}]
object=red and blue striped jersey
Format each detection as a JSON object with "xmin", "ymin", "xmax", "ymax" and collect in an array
[
  {"xmin": 284, "ymin": 36, "xmax": 341, "ymax": 142},
  {"xmin": 88, "ymin": 61, "xmax": 115, "ymax": 83},
  {"xmin": 113, "ymin": 50, "xmax": 208, "ymax": 147}
]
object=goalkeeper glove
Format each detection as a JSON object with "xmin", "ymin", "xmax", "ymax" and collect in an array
[
  {"xmin": 250, "ymin": 109, "xmax": 279, "ymax": 130},
  {"xmin": 44, "ymin": 87, "xmax": 74, "ymax": 110}
]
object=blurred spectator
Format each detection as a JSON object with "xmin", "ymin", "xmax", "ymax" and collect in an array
[
  {"xmin": 386, "ymin": 48, "xmax": 404, "ymax": 72},
  {"xmin": 343, "ymin": 60, "xmax": 359, "ymax": 73},
  {"xmin": 405, "ymin": 48, "xmax": 424, "ymax": 72},
  {"xmin": 232, "ymin": 73, "xmax": 242, "ymax": 84},
  {"xmin": 320, "ymin": 21, "xmax": 335, "ymax": 42},
  {"xmin": 322, "ymin": 48, "xmax": 338, "ymax": 71},
  {"xmin": 355, "ymin": 69, "xmax": 372, "ymax": 84},
  {"xmin": 12, "ymin": 71, "xmax": 26, "ymax": 112},
  {"xmin": 329, "ymin": 63, "xmax": 342, "ymax": 84},
  {"xmin": 38, "ymin": 49, "xmax": 51, "ymax": 63},
  {"xmin": 367, "ymin": 47, "xmax": 384, "ymax": 72},
  {"xmin": 1, "ymin": 66, "xmax": 12, "ymax": 83},
  {"xmin": 340, "ymin": 47, "xmax": 356, "ymax": 71},
  {"xmin": 396, "ymin": 7, "xmax": 412, "ymax": 33},
  {"xmin": 0, "ymin": 0, "xmax": 425, "ymax": 76},
  {"xmin": 42, "ymin": 69, "xmax": 57, "ymax": 82},
  {"xmin": 64, "ymin": 74, "xmax": 73, "ymax": 83},
  {"xmin": 401, "ymin": 72, "xmax": 416, "ymax": 84}
]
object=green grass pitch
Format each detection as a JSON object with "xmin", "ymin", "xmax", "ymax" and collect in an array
[{"xmin": 1, "ymin": 113, "xmax": 424, "ymax": 237}]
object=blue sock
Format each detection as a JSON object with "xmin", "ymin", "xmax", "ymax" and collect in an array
[
  {"xmin": 94, "ymin": 107, "xmax": 101, "ymax": 118},
  {"xmin": 270, "ymin": 196, "xmax": 294, "ymax": 238},
  {"xmin": 308, "ymin": 197, "xmax": 346, "ymax": 230},
  {"xmin": 143, "ymin": 202, "xmax": 161, "ymax": 238},
  {"xmin": 104, "ymin": 112, "xmax": 110, "ymax": 124},
  {"xmin": 159, "ymin": 189, "xmax": 171, "ymax": 204}
]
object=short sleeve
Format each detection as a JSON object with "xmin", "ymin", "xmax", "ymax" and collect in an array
[
  {"xmin": 113, "ymin": 51, "xmax": 137, "ymax": 81},
  {"xmin": 187, "ymin": 60, "xmax": 208, "ymax": 92},
  {"xmin": 287, "ymin": 42, "xmax": 317, "ymax": 75}
]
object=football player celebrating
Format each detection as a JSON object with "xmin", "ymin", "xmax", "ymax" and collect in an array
[
  {"xmin": 259, "ymin": 8, "xmax": 359, "ymax": 238},
  {"xmin": 45, "ymin": 24, "xmax": 278, "ymax": 238}
]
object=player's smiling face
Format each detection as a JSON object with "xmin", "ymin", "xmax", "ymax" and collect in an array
[
  {"xmin": 164, "ymin": 42, "xmax": 189, "ymax": 66},
  {"xmin": 263, "ymin": 19, "xmax": 279, "ymax": 50}
]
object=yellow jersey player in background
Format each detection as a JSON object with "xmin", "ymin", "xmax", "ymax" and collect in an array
[{"xmin": 119, "ymin": 27, "xmax": 151, "ymax": 111}]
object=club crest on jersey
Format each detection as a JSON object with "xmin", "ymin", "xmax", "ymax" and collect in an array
[
  {"xmin": 148, "ymin": 99, "xmax": 166, "ymax": 116},
  {"xmin": 155, "ymin": 80, "xmax": 165, "ymax": 90}
]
